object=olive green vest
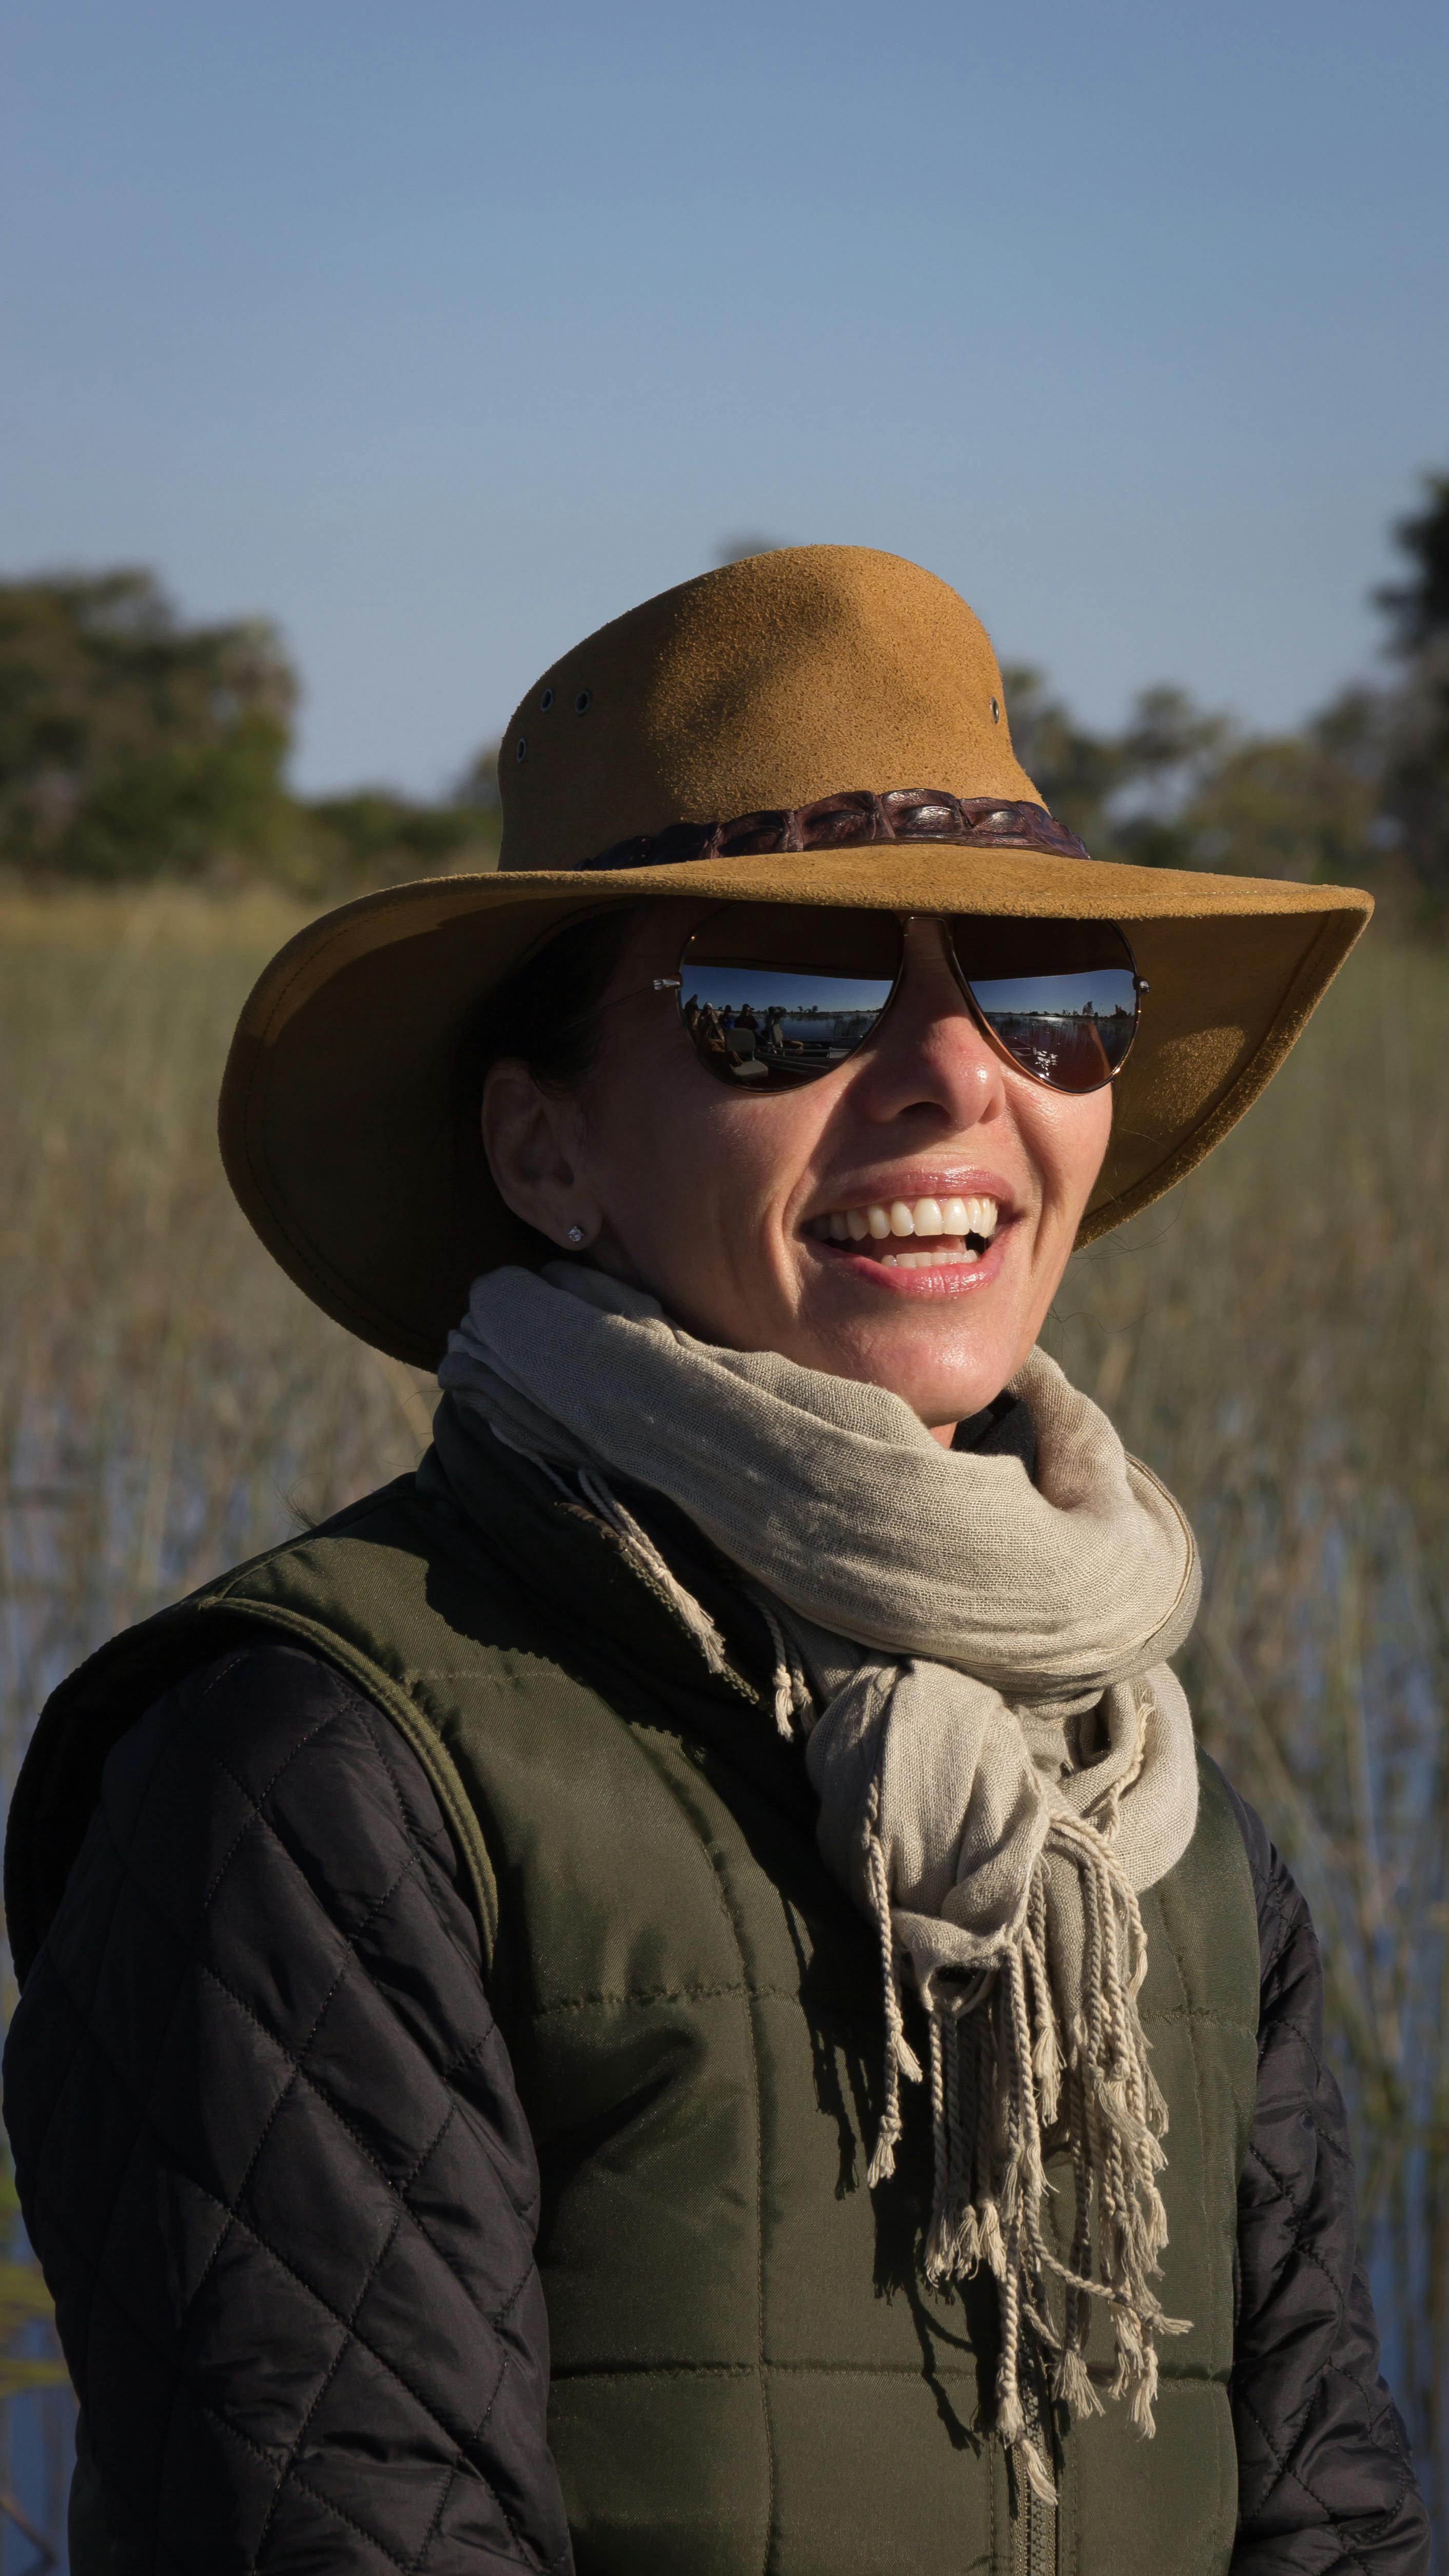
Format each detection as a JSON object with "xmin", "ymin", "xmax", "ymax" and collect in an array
[{"xmin": 11, "ymin": 1450, "xmax": 1260, "ymax": 2576}]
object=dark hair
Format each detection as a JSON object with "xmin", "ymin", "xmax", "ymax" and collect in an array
[{"xmin": 455, "ymin": 903, "xmax": 644, "ymax": 1137}]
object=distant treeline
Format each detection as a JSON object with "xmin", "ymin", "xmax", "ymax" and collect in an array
[
  {"xmin": 1003, "ymin": 469, "xmax": 1448, "ymax": 914},
  {"xmin": 3, "ymin": 473, "xmax": 1446, "ymax": 908},
  {"xmin": 0, "ymin": 572, "xmax": 501, "ymax": 895}
]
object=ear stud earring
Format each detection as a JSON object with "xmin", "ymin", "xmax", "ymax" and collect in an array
[{"xmin": 567, "ymin": 1224, "xmax": 586, "ymax": 1245}]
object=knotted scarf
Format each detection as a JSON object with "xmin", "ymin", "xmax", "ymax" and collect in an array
[{"xmin": 438, "ymin": 1261, "xmax": 1202, "ymax": 2488}]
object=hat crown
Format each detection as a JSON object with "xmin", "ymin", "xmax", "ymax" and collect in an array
[{"xmin": 499, "ymin": 544, "xmax": 1041, "ymax": 872}]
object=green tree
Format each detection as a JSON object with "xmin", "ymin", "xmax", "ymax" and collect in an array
[
  {"xmin": 0, "ymin": 570, "xmax": 302, "ymax": 881},
  {"xmin": 1172, "ymin": 691, "xmax": 1386, "ymax": 883},
  {"xmin": 1376, "ymin": 472, "xmax": 1449, "ymax": 654},
  {"xmin": 1109, "ymin": 687, "xmax": 1233, "ymax": 869},
  {"xmin": 452, "ymin": 740, "xmax": 501, "ymax": 815},
  {"xmin": 1003, "ymin": 665, "xmax": 1385, "ymax": 886},
  {"xmin": 997, "ymin": 664, "xmax": 1125, "ymax": 852},
  {"xmin": 304, "ymin": 786, "xmax": 498, "ymax": 886},
  {"xmin": 1374, "ymin": 471, "xmax": 1449, "ymax": 911},
  {"xmin": 713, "ymin": 535, "xmax": 788, "ymax": 565}
]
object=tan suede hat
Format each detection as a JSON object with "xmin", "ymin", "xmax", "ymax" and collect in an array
[{"xmin": 220, "ymin": 545, "xmax": 1370, "ymax": 1367}]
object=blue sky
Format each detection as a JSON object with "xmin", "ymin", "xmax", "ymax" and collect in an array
[{"xmin": 4, "ymin": 0, "xmax": 1446, "ymax": 794}]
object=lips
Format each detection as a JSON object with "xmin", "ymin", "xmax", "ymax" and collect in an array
[{"xmin": 802, "ymin": 1187, "xmax": 1009, "ymax": 1285}]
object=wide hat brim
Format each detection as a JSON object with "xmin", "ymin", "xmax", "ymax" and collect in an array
[{"xmin": 220, "ymin": 842, "xmax": 1370, "ymax": 1369}]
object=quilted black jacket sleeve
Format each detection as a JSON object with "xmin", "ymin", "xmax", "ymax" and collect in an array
[
  {"xmin": 1220, "ymin": 1772, "xmax": 1430, "ymax": 2575},
  {"xmin": 3, "ymin": 1650, "xmax": 1431, "ymax": 2572},
  {"xmin": 3, "ymin": 1643, "xmax": 574, "ymax": 2576}
]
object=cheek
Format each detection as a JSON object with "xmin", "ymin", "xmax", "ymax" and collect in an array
[
  {"xmin": 1024, "ymin": 1088, "xmax": 1113, "ymax": 1219},
  {"xmin": 584, "ymin": 1033, "xmax": 823, "ymax": 1261},
  {"xmin": 588, "ymin": 1063, "xmax": 697, "ymax": 1226},
  {"xmin": 583, "ymin": 1036, "xmax": 765, "ymax": 1235}
]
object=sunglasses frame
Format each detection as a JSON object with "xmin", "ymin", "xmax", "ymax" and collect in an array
[{"xmin": 661, "ymin": 908, "xmax": 1146, "ymax": 1098}]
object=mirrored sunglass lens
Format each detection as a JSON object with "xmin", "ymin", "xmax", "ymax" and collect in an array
[
  {"xmin": 679, "ymin": 965, "xmax": 895, "ymax": 1085},
  {"xmin": 965, "ymin": 968, "xmax": 1139, "ymax": 1090}
]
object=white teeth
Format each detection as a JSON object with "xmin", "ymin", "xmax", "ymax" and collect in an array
[
  {"xmin": 880, "ymin": 1245, "xmax": 981, "ymax": 1270},
  {"xmin": 813, "ymin": 1194, "xmax": 1001, "ymax": 1248},
  {"xmin": 905, "ymin": 1195, "xmax": 998, "ymax": 1240}
]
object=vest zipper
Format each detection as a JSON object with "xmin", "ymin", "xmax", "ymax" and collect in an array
[
  {"xmin": 1011, "ymin": 2387, "xmax": 1058, "ymax": 2576},
  {"xmin": 1020, "ymin": 2472, "xmax": 1056, "ymax": 2576}
]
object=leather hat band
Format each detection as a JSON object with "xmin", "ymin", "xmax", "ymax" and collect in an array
[{"xmin": 572, "ymin": 788, "xmax": 1093, "ymax": 874}]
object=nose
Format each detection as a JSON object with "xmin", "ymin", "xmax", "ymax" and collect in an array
[{"xmin": 847, "ymin": 916, "xmax": 1007, "ymax": 1133}]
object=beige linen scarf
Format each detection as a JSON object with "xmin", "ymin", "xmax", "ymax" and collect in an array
[{"xmin": 439, "ymin": 1261, "xmax": 1202, "ymax": 2485}]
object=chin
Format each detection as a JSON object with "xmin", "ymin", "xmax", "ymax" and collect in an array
[{"xmin": 798, "ymin": 1316, "xmax": 1024, "ymax": 1427}]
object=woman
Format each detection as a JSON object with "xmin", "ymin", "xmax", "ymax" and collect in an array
[{"xmin": 4, "ymin": 547, "xmax": 1428, "ymax": 2575}]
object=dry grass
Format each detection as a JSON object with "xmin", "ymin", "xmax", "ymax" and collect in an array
[
  {"xmin": 1049, "ymin": 934, "xmax": 1449, "ymax": 2522},
  {"xmin": 1, "ymin": 888, "xmax": 1445, "ymax": 2549},
  {"xmin": 0, "ymin": 888, "xmax": 430, "ymax": 1758}
]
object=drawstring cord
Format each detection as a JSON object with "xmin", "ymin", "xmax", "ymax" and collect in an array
[{"xmin": 513, "ymin": 1442, "xmax": 735, "ymax": 1677}]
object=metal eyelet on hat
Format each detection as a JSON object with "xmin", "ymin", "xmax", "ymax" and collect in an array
[
  {"xmin": 515, "ymin": 736, "xmax": 527, "ymax": 762},
  {"xmin": 575, "ymin": 689, "xmax": 592, "ymax": 713},
  {"xmin": 990, "ymin": 697, "xmax": 1000, "ymax": 723},
  {"xmin": 540, "ymin": 688, "xmax": 554, "ymax": 711}
]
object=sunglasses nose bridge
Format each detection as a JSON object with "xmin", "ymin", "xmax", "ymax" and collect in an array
[
  {"xmin": 888, "ymin": 936, "xmax": 1010, "ymax": 1084},
  {"xmin": 894, "ymin": 912, "xmax": 980, "ymax": 1020}
]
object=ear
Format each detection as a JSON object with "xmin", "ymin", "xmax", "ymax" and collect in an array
[{"xmin": 481, "ymin": 1060, "xmax": 598, "ymax": 1250}]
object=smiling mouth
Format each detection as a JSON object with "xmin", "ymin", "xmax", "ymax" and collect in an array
[{"xmin": 807, "ymin": 1193, "xmax": 1001, "ymax": 1270}]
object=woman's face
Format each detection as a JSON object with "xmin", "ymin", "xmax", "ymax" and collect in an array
[{"xmin": 483, "ymin": 903, "xmax": 1112, "ymax": 1436}]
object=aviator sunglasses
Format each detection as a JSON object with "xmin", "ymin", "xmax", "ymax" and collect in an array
[{"xmin": 652, "ymin": 904, "xmax": 1145, "ymax": 1096}]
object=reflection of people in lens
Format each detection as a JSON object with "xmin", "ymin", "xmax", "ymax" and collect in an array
[
  {"xmin": 989, "ymin": 1011, "xmax": 1113, "ymax": 1089},
  {"xmin": 764, "ymin": 1005, "xmax": 787, "ymax": 1052},
  {"xmin": 1062, "ymin": 1019, "xmax": 1111, "ymax": 1086}
]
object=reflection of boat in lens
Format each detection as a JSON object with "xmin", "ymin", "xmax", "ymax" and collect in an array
[
  {"xmin": 722, "ymin": 1002, "xmax": 879, "ymax": 1082},
  {"xmin": 777, "ymin": 1010, "xmax": 876, "ymax": 1067},
  {"xmin": 721, "ymin": 1026, "xmax": 775, "ymax": 1083}
]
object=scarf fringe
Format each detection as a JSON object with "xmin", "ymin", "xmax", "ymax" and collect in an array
[
  {"xmin": 860, "ymin": 1787, "xmax": 1188, "ymax": 2492},
  {"xmin": 746, "ymin": 1586, "xmax": 816, "ymax": 1741},
  {"xmin": 533, "ymin": 1456, "xmax": 1190, "ymax": 2494}
]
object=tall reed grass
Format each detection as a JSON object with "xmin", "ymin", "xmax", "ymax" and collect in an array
[
  {"xmin": 1, "ymin": 889, "xmax": 1444, "ymax": 2560},
  {"xmin": 0, "ymin": 888, "xmax": 429, "ymax": 2568},
  {"xmin": 1050, "ymin": 935, "xmax": 1449, "ymax": 2538}
]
